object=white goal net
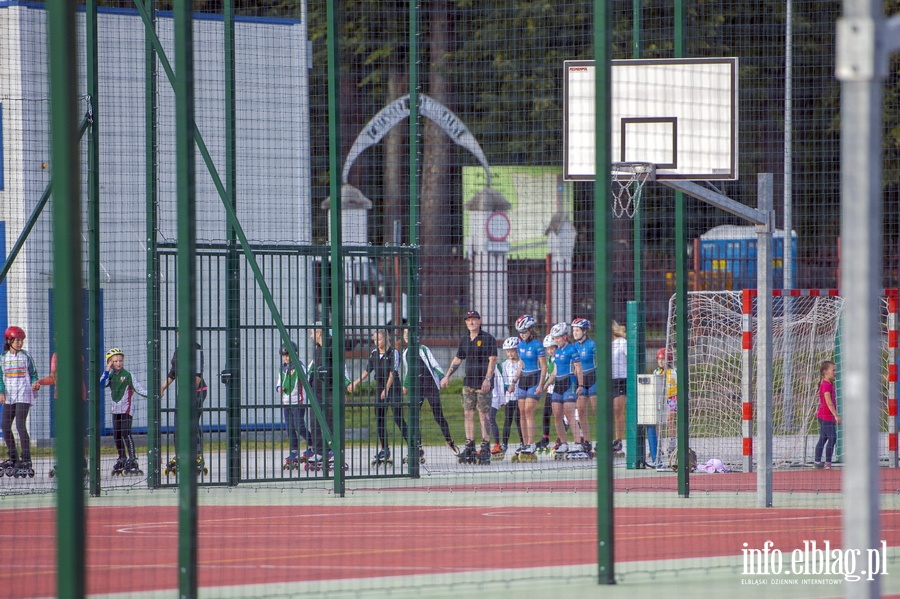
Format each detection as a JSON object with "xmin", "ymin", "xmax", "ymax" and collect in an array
[{"xmin": 662, "ymin": 290, "xmax": 881, "ymax": 469}]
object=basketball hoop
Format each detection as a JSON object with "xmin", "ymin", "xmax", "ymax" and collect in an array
[{"xmin": 610, "ymin": 162, "xmax": 655, "ymax": 219}]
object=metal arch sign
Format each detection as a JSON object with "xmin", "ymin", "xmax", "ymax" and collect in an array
[{"xmin": 342, "ymin": 94, "xmax": 492, "ymax": 187}]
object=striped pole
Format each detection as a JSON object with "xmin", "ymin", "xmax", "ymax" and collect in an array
[
  {"xmin": 741, "ymin": 289, "xmax": 755, "ymax": 473},
  {"xmin": 887, "ymin": 290, "xmax": 898, "ymax": 467}
]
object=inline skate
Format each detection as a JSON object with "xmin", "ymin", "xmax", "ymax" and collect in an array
[
  {"xmin": 283, "ymin": 450, "xmax": 301, "ymax": 471},
  {"xmin": 402, "ymin": 446, "xmax": 426, "ymax": 465},
  {"xmin": 163, "ymin": 457, "xmax": 178, "ymax": 476},
  {"xmin": 509, "ymin": 443, "xmax": 527, "ymax": 463},
  {"xmin": 124, "ymin": 457, "xmax": 144, "ymax": 476},
  {"xmin": 1, "ymin": 458, "xmax": 17, "ymax": 477},
  {"xmin": 564, "ymin": 442, "xmax": 592, "ymax": 460},
  {"xmin": 111, "ymin": 457, "xmax": 127, "ymax": 476},
  {"xmin": 516, "ymin": 443, "xmax": 538, "ymax": 463},
  {"xmin": 477, "ymin": 441, "xmax": 492, "ymax": 465},
  {"xmin": 51, "ymin": 457, "xmax": 89, "ymax": 478},
  {"xmin": 164, "ymin": 455, "xmax": 207, "ymax": 476},
  {"xmin": 446, "ymin": 439, "xmax": 460, "ymax": 456},
  {"xmin": 305, "ymin": 451, "xmax": 349, "ymax": 473},
  {"xmin": 457, "ymin": 441, "xmax": 477, "ymax": 464},
  {"xmin": 491, "ymin": 443, "xmax": 506, "ymax": 461},
  {"xmin": 553, "ymin": 442, "xmax": 569, "ymax": 460},
  {"xmin": 303, "ymin": 453, "xmax": 323, "ymax": 472},
  {"xmin": 14, "ymin": 460, "xmax": 34, "ymax": 478},
  {"xmin": 535, "ymin": 436, "xmax": 552, "ymax": 454},
  {"xmin": 371, "ymin": 448, "xmax": 392, "ymax": 468}
]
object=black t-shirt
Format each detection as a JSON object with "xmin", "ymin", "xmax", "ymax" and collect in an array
[
  {"xmin": 365, "ymin": 346, "xmax": 401, "ymax": 400},
  {"xmin": 455, "ymin": 330, "xmax": 498, "ymax": 388}
]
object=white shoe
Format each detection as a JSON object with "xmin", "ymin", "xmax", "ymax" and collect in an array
[{"xmin": 556, "ymin": 442, "xmax": 569, "ymax": 453}]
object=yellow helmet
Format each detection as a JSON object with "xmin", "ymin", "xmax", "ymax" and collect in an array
[{"xmin": 105, "ymin": 348, "xmax": 124, "ymax": 362}]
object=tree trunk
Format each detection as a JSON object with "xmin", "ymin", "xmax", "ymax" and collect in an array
[
  {"xmin": 420, "ymin": 0, "xmax": 454, "ymax": 327},
  {"xmin": 383, "ymin": 70, "xmax": 408, "ymax": 246}
]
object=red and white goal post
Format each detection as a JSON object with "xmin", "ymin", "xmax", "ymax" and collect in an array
[{"xmin": 664, "ymin": 289, "xmax": 898, "ymax": 470}]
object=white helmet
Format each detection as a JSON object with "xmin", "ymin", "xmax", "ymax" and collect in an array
[
  {"xmin": 549, "ymin": 322, "xmax": 568, "ymax": 338},
  {"xmin": 502, "ymin": 337, "xmax": 520, "ymax": 350},
  {"xmin": 543, "ymin": 334, "xmax": 557, "ymax": 348},
  {"xmin": 515, "ymin": 314, "xmax": 536, "ymax": 332}
]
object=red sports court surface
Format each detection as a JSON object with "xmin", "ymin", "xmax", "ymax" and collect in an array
[
  {"xmin": 4, "ymin": 500, "xmax": 900, "ymax": 598},
  {"xmin": 373, "ymin": 468, "xmax": 900, "ymax": 494}
]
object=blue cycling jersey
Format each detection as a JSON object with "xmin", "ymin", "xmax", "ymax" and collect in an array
[
  {"xmin": 517, "ymin": 337, "xmax": 545, "ymax": 373},
  {"xmin": 553, "ymin": 343, "xmax": 580, "ymax": 379},
  {"xmin": 575, "ymin": 337, "xmax": 596, "ymax": 372}
]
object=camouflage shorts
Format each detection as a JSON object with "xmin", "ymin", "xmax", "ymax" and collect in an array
[{"xmin": 462, "ymin": 386, "xmax": 492, "ymax": 413}]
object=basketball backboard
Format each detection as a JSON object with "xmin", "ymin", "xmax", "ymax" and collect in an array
[{"xmin": 563, "ymin": 57, "xmax": 739, "ymax": 181}]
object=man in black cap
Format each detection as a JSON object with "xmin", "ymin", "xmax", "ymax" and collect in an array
[{"xmin": 440, "ymin": 310, "xmax": 498, "ymax": 463}]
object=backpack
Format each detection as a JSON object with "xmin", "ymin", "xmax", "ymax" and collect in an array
[{"xmin": 670, "ymin": 447, "xmax": 697, "ymax": 471}]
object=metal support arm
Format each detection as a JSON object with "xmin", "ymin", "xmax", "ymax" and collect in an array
[{"xmin": 661, "ymin": 180, "xmax": 769, "ymax": 227}]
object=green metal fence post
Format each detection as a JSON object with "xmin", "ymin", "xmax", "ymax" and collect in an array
[
  {"xmin": 626, "ymin": 301, "xmax": 645, "ymax": 469},
  {"xmin": 594, "ymin": 0, "xmax": 614, "ymax": 584},
  {"xmin": 223, "ymin": 0, "xmax": 242, "ymax": 487},
  {"xmin": 145, "ymin": 0, "xmax": 162, "ymax": 490},
  {"xmin": 673, "ymin": 0, "xmax": 691, "ymax": 500},
  {"xmin": 174, "ymin": 2, "xmax": 199, "ymax": 596},
  {"xmin": 48, "ymin": 0, "xmax": 85, "ymax": 595},
  {"xmin": 406, "ymin": 0, "xmax": 421, "ymax": 479},
  {"xmin": 85, "ymin": 0, "xmax": 102, "ymax": 498},
  {"xmin": 326, "ymin": 0, "xmax": 346, "ymax": 496}
]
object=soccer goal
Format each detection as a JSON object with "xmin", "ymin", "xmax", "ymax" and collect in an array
[{"xmin": 664, "ymin": 289, "xmax": 898, "ymax": 470}]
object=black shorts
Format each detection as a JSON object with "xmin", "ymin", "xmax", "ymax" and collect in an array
[
  {"xmin": 582, "ymin": 369, "xmax": 596, "ymax": 388},
  {"xmin": 612, "ymin": 378, "xmax": 626, "ymax": 397},
  {"xmin": 517, "ymin": 371, "xmax": 541, "ymax": 391}
]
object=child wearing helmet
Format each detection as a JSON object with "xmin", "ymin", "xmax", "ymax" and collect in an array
[
  {"xmin": 100, "ymin": 348, "xmax": 148, "ymax": 476},
  {"xmin": 160, "ymin": 338, "xmax": 208, "ymax": 474},
  {"xmin": 0, "ymin": 327, "xmax": 41, "ymax": 476},
  {"xmin": 499, "ymin": 337, "xmax": 523, "ymax": 454},
  {"xmin": 401, "ymin": 328, "xmax": 458, "ymax": 457},
  {"xmin": 549, "ymin": 323, "xmax": 590, "ymax": 458},
  {"xmin": 570, "ymin": 318, "xmax": 595, "ymax": 453},
  {"xmin": 650, "ymin": 348, "xmax": 677, "ymax": 470},
  {"xmin": 509, "ymin": 315, "xmax": 546, "ymax": 461},
  {"xmin": 276, "ymin": 341, "xmax": 310, "ymax": 470},
  {"xmin": 611, "ymin": 321, "xmax": 628, "ymax": 455},
  {"xmin": 536, "ymin": 334, "xmax": 558, "ymax": 452}
]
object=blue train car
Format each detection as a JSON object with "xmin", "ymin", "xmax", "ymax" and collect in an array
[{"xmin": 699, "ymin": 225, "xmax": 797, "ymax": 290}]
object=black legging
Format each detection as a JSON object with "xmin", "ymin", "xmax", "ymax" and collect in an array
[
  {"xmin": 113, "ymin": 413, "xmax": 136, "ymax": 460},
  {"xmin": 419, "ymin": 385, "xmax": 453, "ymax": 443},
  {"xmin": 376, "ymin": 392, "xmax": 409, "ymax": 450},
  {"xmin": 489, "ymin": 407, "xmax": 501, "ymax": 444},
  {"xmin": 1, "ymin": 403, "xmax": 31, "ymax": 461},
  {"xmin": 542, "ymin": 395, "xmax": 553, "ymax": 438},
  {"xmin": 502, "ymin": 401, "xmax": 523, "ymax": 446}
]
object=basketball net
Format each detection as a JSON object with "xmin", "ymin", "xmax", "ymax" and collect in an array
[{"xmin": 610, "ymin": 162, "xmax": 655, "ymax": 219}]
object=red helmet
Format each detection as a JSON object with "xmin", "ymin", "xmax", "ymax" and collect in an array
[
  {"xmin": 656, "ymin": 348, "xmax": 673, "ymax": 362},
  {"xmin": 4, "ymin": 326, "xmax": 25, "ymax": 341}
]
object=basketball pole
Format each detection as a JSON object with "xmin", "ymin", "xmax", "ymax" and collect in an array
[
  {"xmin": 835, "ymin": 5, "xmax": 900, "ymax": 598},
  {"xmin": 662, "ymin": 177, "xmax": 774, "ymax": 507}
]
